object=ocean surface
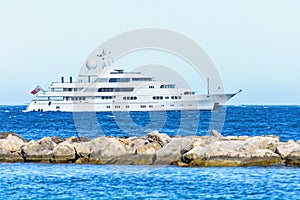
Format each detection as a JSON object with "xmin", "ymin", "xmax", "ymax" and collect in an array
[
  {"xmin": 0, "ymin": 105, "xmax": 299, "ymax": 199},
  {"xmin": 0, "ymin": 105, "xmax": 299, "ymax": 141}
]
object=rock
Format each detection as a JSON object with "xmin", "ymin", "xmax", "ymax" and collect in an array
[
  {"xmin": 275, "ymin": 140, "xmax": 300, "ymax": 159},
  {"xmin": 211, "ymin": 129, "xmax": 223, "ymax": 138},
  {"xmin": 73, "ymin": 142, "xmax": 92, "ymax": 164},
  {"xmin": 90, "ymin": 137, "xmax": 137, "ymax": 164},
  {"xmin": 131, "ymin": 138, "xmax": 149, "ymax": 150},
  {"xmin": 21, "ymin": 137, "xmax": 56, "ymax": 162},
  {"xmin": 160, "ymin": 133, "xmax": 172, "ymax": 143},
  {"xmin": 248, "ymin": 149, "xmax": 282, "ymax": 166},
  {"xmin": 0, "ymin": 132, "xmax": 27, "ymax": 142},
  {"xmin": 51, "ymin": 136, "xmax": 63, "ymax": 144},
  {"xmin": 79, "ymin": 136, "xmax": 90, "ymax": 142},
  {"xmin": 182, "ymin": 140, "xmax": 250, "ymax": 167},
  {"xmin": 148, "ymin": 130, "xmax": 170, "ymax": 147},
  {"xmin": 52, "ymin": 141, "xmax": 76, "ymax": 163},
  {"xmin": 241, "ymin": 136, "xmax": 280, "ymax": 152},
  {"xmin": 222, "ymin": 136, "xmax": 250, "ymax": 141},
  {"xmin": 190, "ymin": 136, "xmax": 212, "ymax": 148},
  {"xmin": 117, "ymin": 138, "xmax": 134, "ymax": 151},
  {"xmin": 0, "ymin": 133, "xmax": 26, "ymax": 152},
  {"xmin": 65, "ymin": 136, "xmax": 80, "ymax": 143},
  {"xmin": 181, "ymin": 146, "xmax": 207, "ymax": 166},
  {"xmin": 182, "ymin": 139, "xmax": 282, "ymax": 167},
  {"xmin": 285, "ymin": 147, "xmax": 300, "ymax": 166},
  {"xmin": 154, "ymin": 137, "xmax": 196, "ymax": 165},
  {"xmin": 0, "ymin": 132, "xmax": 297, "ymax": 166},
  {"xmin": 136, "ymin": 143, "xmax": 160, "ymax": 155},
  {"xmin": 0, "ymin": 149, "xmax": 23, "ymax": 162}
]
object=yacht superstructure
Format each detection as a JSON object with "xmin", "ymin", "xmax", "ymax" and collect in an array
[{"xmin": 26, "ymin": 50, "xmax": 240, "ymax": 112}]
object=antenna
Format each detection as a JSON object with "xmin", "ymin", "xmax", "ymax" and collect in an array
[
  {"xmin": 97, "ymin": 49, "xmax": 112, "ymax": 69},
  {"xmin": 207, "ymin": 78, "xmax": 210, "ymax": 95}
]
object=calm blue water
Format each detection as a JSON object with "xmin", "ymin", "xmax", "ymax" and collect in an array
[
  {"xmin": 0, "ymin": 105, "xmax": 299, "ymax": 141},
  {"xmin": 0, "ymin": 164, "xmax": 299, "ymax": 199},
  {"xmin": 0, "ymin": 105, "xmax": 299, "ymax": 199}
]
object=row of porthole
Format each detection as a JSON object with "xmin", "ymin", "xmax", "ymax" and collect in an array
[
  {"xmin": 104, "ymin": 104, "xmax": 193, "ymax": 109},
  {"xmin": 153, "ymin": 96, "xmax": 182, "ymax": 100},
  {"xmin": 33, "ymin": 106, "xmax": 60, "ymax": 112}
]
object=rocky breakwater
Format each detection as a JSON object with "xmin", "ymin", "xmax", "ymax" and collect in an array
[{"xmin": 0, "ymin": 131, "xmax": 299, "ymax": 167}]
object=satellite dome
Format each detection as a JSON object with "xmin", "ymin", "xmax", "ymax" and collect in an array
[{"xmin": 86, "ymin": 59, "xmax": 97, "ymax": 69}]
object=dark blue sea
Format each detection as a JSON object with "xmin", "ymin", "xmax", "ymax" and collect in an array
[{"xmin": 0, "ymin": 105, "xmax": 299, "ymax": 199}]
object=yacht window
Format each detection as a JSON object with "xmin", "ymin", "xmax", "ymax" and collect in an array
[
  {"xmin": 56, "ymin": 106, "xmax": 60, "ymax": 109},
  {"xmin": 140, "ymin": 105, "xmax": 146, "ymax": 108},
  {"xmin": 132, "ymin": 78, "xmax": 152, "ymax": 81},
  {"xmin": 149, "ymin": 85, "xmax": 154, "ymax": 88},
  {"xmin": 101, "ymin": 96, "xmax": 113, "ymax": 99},
  {"xmin": 160, "ymin": 84, "xmax": 175, "ymax": 89},
  {"xmin": 98, "ymin": 88, "xmax": 134, "ymax": 92},
  {"xmin": 171, "ymin": 96, "xmax": 181, "ymax": 100},
  {"xmin": 123, "ymin": 96, "xmax": 137, "ymax": 100},
  {"xmin": 106, "ymin": 105, "xmax": 110, "ymax": 109},
  {"xmin": 95, "ymin": 78, "xmax": 109, "ymax": 82},
  {"xmin": 184, "ymin": 91, "xmax": 195, "ymax": 95},
  {"xmin": 109, "ymin": 78, "xmax": 130, "ymax": 82},
  {"xmin": 165, "ymin": 96, "xmax": 169, "ymax": 99},
  {"xmin": 152, "ymin": 96, "xmax": 163, "ymax": 100}
]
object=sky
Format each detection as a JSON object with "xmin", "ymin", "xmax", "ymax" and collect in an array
[{"xmin": 0, "ymin": 0, "xmax": 299, "ymax": 105}]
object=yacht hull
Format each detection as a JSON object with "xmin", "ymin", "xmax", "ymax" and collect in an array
[{"xmin": 25, "ymin": 93, "xmax": 237, "ymax": 112}]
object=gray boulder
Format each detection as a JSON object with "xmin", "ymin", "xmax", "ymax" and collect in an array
[
  {"xmin": 73, "ymin": 142, "xmax": 92, "ymax": 164},
  {"xmin": 148, "ymin": 130, "xmax": 171, "ymax": 147},
  {"xmin": 211, "ymin": 129, "xmax": 223, "ymax": 138},
  {"xmin": 182, "ymin": 137, "xmax": 283, "ymax": 167},
  {"xmin": 240, "ymin": 136, "xmax": 280, "ymax": 152},
  {"xmin": 285, "ymin": 147, "xmax": 300, "ymax": 166},
  {"xmin": 0, "ymin": 133, "xmax": 26, "ymax": 152},
  {"xmin": 154, "ymin": 137, "xmax": 197, "ymax": 165},
  {"xmin": 0, "ymin": 149, "xmax": 24, "ymax": 162},
  {"xmin": 51, "ymin": 136, "xmax": 63, "ymax": 144},
  {"xmin": 182, "ymin": 139, "xmax": 250, "ymax": 167},
  {"xmin": 249, "ymin": 149, "xmax": 282, "ymax": 166},
  {"xmin": 90, "ymin": 137, "xmax": 138, "ymax": 164},
  {"xmin": 0, "ymin": 132, "xmax": 26, "ymax": 162},
  {"xmin": 276, "ymin": 140, "xmax": 300, "ymax": 159},
  {"xmin": 52, "ymin": 141, "xmax": 76, "ymax": 163},
  {"xmin": 0, "ymin": 132, "xmax": 27, "ymax": 142},
  {"xmin": 21, "ymin": 137, "xmax": 56, "ymax": 162}
]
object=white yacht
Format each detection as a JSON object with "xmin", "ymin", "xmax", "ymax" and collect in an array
[{"xmin": 25, "ymin": 50, "xmax": 241, "ymax": 112}]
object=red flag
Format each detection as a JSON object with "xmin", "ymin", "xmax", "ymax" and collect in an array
[{"xmin": 30, "ymin": 86, "xmax": 42, "ymax": 95}]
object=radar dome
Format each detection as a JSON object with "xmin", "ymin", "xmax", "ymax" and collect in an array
[{"xmin": 86, "ymin": 59, "xmax": 97, "ymax": 69}]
